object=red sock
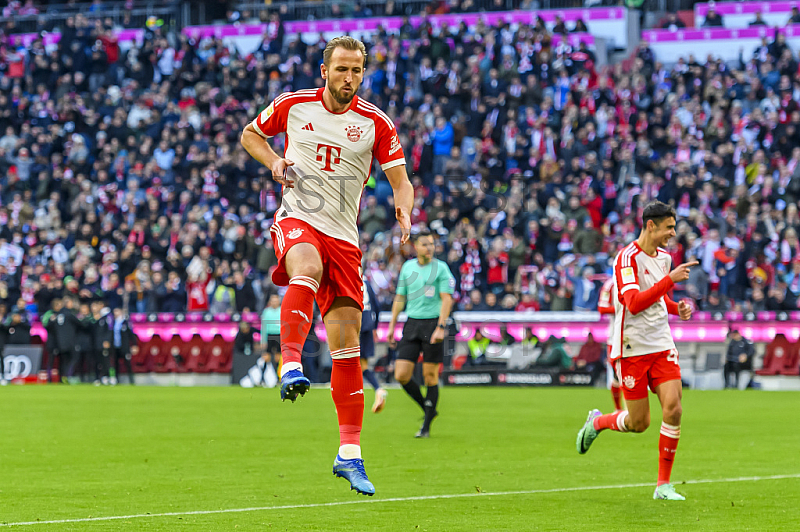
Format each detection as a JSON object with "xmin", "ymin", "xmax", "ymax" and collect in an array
[
  {"xmin": 658, "ymin": 422, "xmax": 680, "ymax": 486},
  {"xmin": 279, "ymin": 276, "xmax": 318, "ymax": 376},
  {"xmin": 611, "ymin": 383, "xmax": 622, "ymax": 411},
  {"xmin": 330, "ymin": 349, "xmax": 363, "ymax": 447},
  {"xmin": 593, "ymin": 410, "xmax": 629, "ymax": 433}
]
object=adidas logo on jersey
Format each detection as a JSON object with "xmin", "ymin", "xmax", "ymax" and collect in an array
[{"xmin": 301, "ymin": 123, "xmax": 314, "ymax": 131}]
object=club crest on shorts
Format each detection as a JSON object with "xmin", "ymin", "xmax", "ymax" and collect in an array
[
  {"xmin": 345, "ymin": 125, "xmax": 363, "ymax": 142},
  {"xmin": 623, "ymin": 375, "xmax": 636, "ymax": 389},
  {"xmin": 286, "ymin": 228, "xmax": 304, "ymax": 239}
]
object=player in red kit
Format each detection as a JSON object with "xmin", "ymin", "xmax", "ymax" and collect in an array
[
  {"xmin": 241, "ymin": 37, "xmax": 414, "ymax": 496},
  {"xmin": 597, "ymin": 277, "xmax": 623, "ymax": 412},
  {"xmin": 576, "ymin": 201, "xmax": 697, "ymax": 501}
]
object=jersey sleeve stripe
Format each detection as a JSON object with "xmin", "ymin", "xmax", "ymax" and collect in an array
[
  {"xmin": 380, "ymin": 158, "xmax": 406, "ymax": 171},
  {"xmin": 252, "ymin": 116, "xmax": 270, "ymax": 138},
  {"xmin": 620, "ymin": 284, "xmax": 639, "ymax": 294},
  {"xmin": 356, "ymin": 102, "xmax": 394, "ymax": 130},
  {"xmin": 356, "ymin": 99, "xmax": 393, "ymax": 123}
]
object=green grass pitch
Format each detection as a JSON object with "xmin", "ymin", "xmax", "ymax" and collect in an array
[{"xmin": 1, "ymin": 385, "xmax": 799, "ymax": 530}]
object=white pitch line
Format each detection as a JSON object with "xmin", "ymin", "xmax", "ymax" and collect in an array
[{"xmin": 2, "ymin": 473, "xmax": 799, "ymax": 527}]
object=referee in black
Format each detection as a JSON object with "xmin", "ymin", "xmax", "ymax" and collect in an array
[{"xmin": 388, "ymin": 230, "xmax": 456, "ymax": 438}]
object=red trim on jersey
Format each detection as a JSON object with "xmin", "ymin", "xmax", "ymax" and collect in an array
[
  {"xmin": 319, "ymin": 87, "xmax": 358, "ymax": 115},
  {"xmin": 254, "ymin": 89, "xmax": 320, "ymax": 138},
  {"xmin": 664, "ymin": 295, "xmax": 679, "ymax": 315},
  {"xmin": 351, "ymin": 99, "xmax": 405, "ymax": 170}
]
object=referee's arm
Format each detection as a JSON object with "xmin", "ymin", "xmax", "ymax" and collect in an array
[
  {"xmin": 387, "ymin": 294, "xmax": 406, "ymax": 349},
  {"xmin": 430, "ymin": 292, "xmax": 453, "ymax": 344}
]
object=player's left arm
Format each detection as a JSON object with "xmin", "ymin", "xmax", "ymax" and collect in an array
[
  {"xmin": 667, "ymin": 295, "xmax": 692, "ymax": 320},
  {"xmin": 373, "ymin": 122, "xmax": 412, "ymax": 244},
  {"xmin": 384, "ymin": 164, "xmax": 413, "ymax": 245},
  {"xmin": 664, "ymin": 295, "xmax": 680, "ymax": 315}
]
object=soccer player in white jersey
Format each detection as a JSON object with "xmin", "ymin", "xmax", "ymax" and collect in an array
[
  {"xmin": 597, "ymin": 276, "xmax": 623, "ymax": 412},
  {"xmin": 240, "ymin": 36, "xmax": 414, "ymax": 496},
  {"xmin": 576, "ymin": 201, "xmax": 697, "ymax": 501}
]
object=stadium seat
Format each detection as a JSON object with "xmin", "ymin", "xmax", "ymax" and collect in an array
[
  {"xmin": 203, "ymin": 335, "xmax": 233, "ymax": 373},
  {"xmin": 452, "ymin": 354, "xmax": 468, "ymax": 370},
  {"xmin": 144, "ymin": 335, "xmax": 168, "ymax": 373},
  {"xmin": 132, "ymin": 337, "xmax": 154, "ymax": 372},
  {"xmin": 183, "ymin": 334, "xmax": 208, "ymax": 373},
  {"xmin": 756, "ymin": 334, "xmax": 794, "ymax": 376},
  {"xmin": 779, "ymin": 341, "xmax": 800, "ymax": 376},
  {"xmin": 156, "ymin": 334, "xmax": 186, "ymax": 373}
]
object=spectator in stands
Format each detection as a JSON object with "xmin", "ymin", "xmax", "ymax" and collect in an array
[
  {"xmin": 533, "ymin": 336, "xmax": 572, "ymax": 370},
  {"xmin": 702, "ymin": 6, "xmax": 724, "ymax": 27},
  {"xmin": 725, "ymin": 329, "xmax": 754, "ymax": 389},
  {"xmin": 749, "ymin": 11, "xmax": 767, "ymax": 27},
  {"xmin": 465, "ymin": 329, "xmax": 491, "ymax": 367},
  {"xmin": 572, "ymin": 267, "xmax": 600, "ymax": 312},
  {"xmin": 789, "ymin": 6, "xmax": 800, "ymax": 24},
  {"xmin": 661, "ymin": 13, "xmax": 686, "ymax": 31},
  {"xmin": 573, "ymin": 332, "xmax": 604, "ymax": 379}
]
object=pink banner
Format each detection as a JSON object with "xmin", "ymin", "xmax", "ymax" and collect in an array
[
  {"xmin": 640, "ymin": 25, "xmax": 800, "ymax": 42},
  {"xmin": 7, "ymin": 28, "xmax": 144, "ymax": 48},
  {"xmin": 181, "ymin": 7, "xmax": 621, "ymax": 41},
  {"xmin": 696, "ymin": 1, "xmax": 799, "ymax": 17},
  {"xmin": 28, "ymin": 311, "xmax": 799, "ymax": 345},
  {"xmin": 181, "ymin": 23, "xmax": 268, "ymax": 40}
]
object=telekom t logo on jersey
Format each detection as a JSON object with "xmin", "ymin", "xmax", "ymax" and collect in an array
[{"xmin": 316, "ymin": 143, "xmax": 342, "ymax": 172}]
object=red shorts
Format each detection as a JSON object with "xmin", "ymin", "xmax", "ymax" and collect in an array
[
  {"xmin": 614, "ymin": 349, "xmax": 681, "ymax": 401},
  {"xmin": 270, "ymin": 218, "xmax": 363, "ymax": 317}
]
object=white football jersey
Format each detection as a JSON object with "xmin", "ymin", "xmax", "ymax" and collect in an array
[
  {"xmin": 597, "ymin": 276, "xmax": 616, "ymax": 343},
  {"xmin": 611, "ymin": 241, "xmax": 676, "ymax": 359},
  {"xmin": 251, "ymin": 88, "xmax": 405, "ymax": 247}
]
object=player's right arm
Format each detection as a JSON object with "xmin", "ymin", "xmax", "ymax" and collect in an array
[
  {"xmin": 617, "ymin": 258, "xmax": 699, "ymax": 315},
  {"xmin": 387, "ymin": 264, "xmax": 408, "ymax": 348},
  {"xmin": 241, "ymin": 98, "xmax": 295, "ymax": 188}
]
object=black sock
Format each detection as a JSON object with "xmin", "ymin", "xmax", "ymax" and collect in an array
[
  {"xmin": 423, "ymin": 385, "xmax": 439, "ymax": 429},
  {"xmin": 402, "ymin": 380, "xmax": 426, "ymax": 411}
]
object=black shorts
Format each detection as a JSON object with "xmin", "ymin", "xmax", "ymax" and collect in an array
[
  {"xmin": 265, "ymin": 334, "xmax": 281, "ymax": 354},
  {"xmin": 396, "ymin": 318, "xmax": 444, "ymax": 364}
]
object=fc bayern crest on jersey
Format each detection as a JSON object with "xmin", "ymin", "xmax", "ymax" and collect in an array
[
  {"xmin": 286, "ymin": 228, "xmax": 304, "ymax": 239},
  {"xmin": 345, "ymin": 125, "xmax": 363, "ymax": 142}
]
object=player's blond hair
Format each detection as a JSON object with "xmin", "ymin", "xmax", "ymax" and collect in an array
[{"xmin": 323, "ymin": 36, "xmax": 367, "ymax": 68}]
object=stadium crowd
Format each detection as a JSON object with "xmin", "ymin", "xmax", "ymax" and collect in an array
[{"xmin": 0, "ymin": 0, "xmax": 799, "ymax": 332}]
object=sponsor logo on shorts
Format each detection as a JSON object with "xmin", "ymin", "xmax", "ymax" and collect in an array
[
  {"xmin": 286, "ymin": 228, "xmax": 304, "ymax": 239},
  {"xmin": 623, "ymin": 375, "xmax": 636, "ymax": 389}
]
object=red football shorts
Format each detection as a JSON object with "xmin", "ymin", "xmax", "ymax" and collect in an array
[
  {"xmin": 270, "ymin": 217, "xmax": 363, "ymax": 317},
  {"xmin": 614, "ymin": 349, "xmax": 681, "ymax": 401}
]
